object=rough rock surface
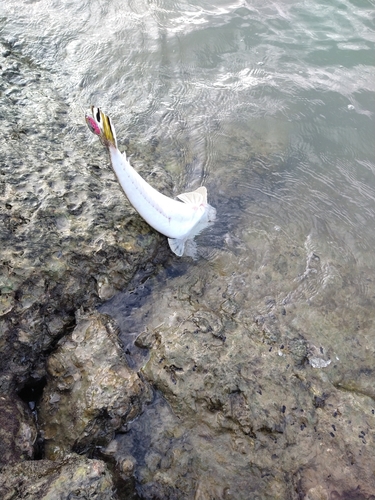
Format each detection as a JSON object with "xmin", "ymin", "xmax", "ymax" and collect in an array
[
  {"xmin": 0, "ymin": 454, "xmax": 116, "ymax": 500},
  {"xmin": 0, "ymin": 393, "xmax": 37, "ymax": 466},
  {"xmin": 104, "ymin": 221, "xmax": 375, "ymax": 500},
  {"xmin": 0, "ymin": 37, "xmax": 170, "ymax": 396},
  {"xmin": 0, "ymin": 36, "xmax": 166, "ymax": 499},
  {"xmin": 38, "ymin": 311, "xmax": 152, "ymax": 460}
]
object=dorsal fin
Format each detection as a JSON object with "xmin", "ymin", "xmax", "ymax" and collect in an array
[{"xmin": 176, "ymin": 186, "xmax": 207, "ymax": 206}]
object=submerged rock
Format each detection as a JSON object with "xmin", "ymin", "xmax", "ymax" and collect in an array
[
  {"xmin": 38, "ymin": 311, "xmax": 152, "ymax": 460},
  {"xmin": 1, "ymin": 25, "xmax": 375, "ymax": 500},
  {"xmin": 106, "ymin": 223, "xmax": 375, "ymax": 499}
]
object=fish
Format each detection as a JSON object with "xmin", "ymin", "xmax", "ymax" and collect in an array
[{"xmin": 85, "ymin": 106, "xmax": 216, "ymax": 257}]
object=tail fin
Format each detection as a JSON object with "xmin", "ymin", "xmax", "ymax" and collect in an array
[{"xmin": 85, "ymin": 106, "xmax": 117, "ymax": 148}]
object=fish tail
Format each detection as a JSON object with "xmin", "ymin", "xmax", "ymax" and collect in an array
[{"xmin": 85, "ymin": 106, "xmax": 117, "ymax": 149}]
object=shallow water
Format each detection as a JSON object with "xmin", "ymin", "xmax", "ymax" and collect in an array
[
  {"xmin": 3, "ymin": 0, "xmax": 374, "ymax": 258},
  {"xmin": 2, "ymin": 1, "xmax": 374, "ymax": 240},
  {"xmin": 1, "ymin": 0, "xmax": 375, "ymax": 496}
]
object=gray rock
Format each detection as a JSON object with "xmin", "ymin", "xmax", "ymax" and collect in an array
[
  {"xmin": 0, "ymin": 37, "xmax": 165, "ymax": 498},
  {"xmin": 106, "ymin": 226, "xmax": 375, "ymax": 499},
  {"xmin": 2, "ymin": 28, "xmax": 375, "ymax": 500},
  {"xmin": 38, "ymin": 311, "xmax": 152, "ymax": 460},
  {"xmin": 0, "ymin": 454, "xmax": 116, "ymax": 500}
]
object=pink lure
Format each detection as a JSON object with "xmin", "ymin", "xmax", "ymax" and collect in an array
[{"xmin": 85, "ymin": 115, "xmax": 101, "ymax": 136}]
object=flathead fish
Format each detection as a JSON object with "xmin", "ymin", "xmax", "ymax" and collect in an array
[{"xmin": 85, "ymin": 106, "xmax": 216, "ymax": 257}]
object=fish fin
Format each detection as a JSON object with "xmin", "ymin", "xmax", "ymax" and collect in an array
[
  {"xmin": 168, "ymin": 237, "xmax": 186, "ymax": 257},
  {"xmin": 176, "ymin": 186, "xmax": 207, "ymax": 206},
  {"xmin": 85, "ymin": 106, "xmax": 117, "ymax": 149},
  {"xmin": 168, "ymin": 238, "xmax": 198, "ymax": 259},
  {"xmin": 184, "ymin": 239, "xmax": 198, "ymax": 260}
]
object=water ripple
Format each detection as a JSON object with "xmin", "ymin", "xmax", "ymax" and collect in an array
[{"xmin": 1, "ymin": 0, "xmax": 374, "ymax": 268}]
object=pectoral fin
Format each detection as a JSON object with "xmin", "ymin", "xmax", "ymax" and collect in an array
[
  {"xmin": 168, "ymin": 237, "xmax": 186, "ymax": 257},
  {"xmin": 167, "ymin": 237, "xmax": 198, "ymax": 259},
  {"xmin": 176, "ymin": 186, "xmax": 207, "ymax": 206}
]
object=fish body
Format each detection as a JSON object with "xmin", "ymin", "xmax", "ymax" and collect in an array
[{"xmin": 86, "ymin": 107, "xmax": 216, "ymax": 257}]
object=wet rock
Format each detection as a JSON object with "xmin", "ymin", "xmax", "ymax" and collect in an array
[
  {"xmin": 0, "ymin": 35, "xmax": 170, "ymax": 499},
  {"xmin": 0, "ymin": 454, "xmax": 115, "ymax": 500},
  {"xmin": 102, "ymin": 225, "xmax": 375, "ymax": 499},
  {"xmin": 1, "ymin": 22, "xmax": 375, "ymax": 500},
  {"xmin": 0, "ymin": 39, "xmax": 170, "ymax": 395},
  {"xmin": 0, "ymin": 393, "xmax": 37, "ymax": 465},
  {"xmin": 38, "ymin": 311, "xmax": 152, "ymax": 460},
  {"xmin": 303, "ymin": 486, "xmax": 329, "ymax": 500},
  {"xmin": 288, "ymin": 337, "xmax": 308, "ymax": 365}
]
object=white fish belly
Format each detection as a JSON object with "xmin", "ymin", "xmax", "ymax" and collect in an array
[{"xmin": 109, "ymin": 147, "xmax": 205, "ymax": 239}]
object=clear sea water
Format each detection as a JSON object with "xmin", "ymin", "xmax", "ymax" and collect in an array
[
  {"xmin": 2, "ymin": 0, "xmax": 374, "ymax": 262},
  {"xmin": 1, "ymin": 0, "xmax": 374, "ymax": 243}
]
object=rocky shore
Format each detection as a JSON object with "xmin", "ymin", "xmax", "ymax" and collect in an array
[
  {"xmin": 1, "ymin": 36, "xmax": 375, "ymax": 500},
  {"xmin": 0, "ymin": 37, "xmax": 167, "ymax": 498}
]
